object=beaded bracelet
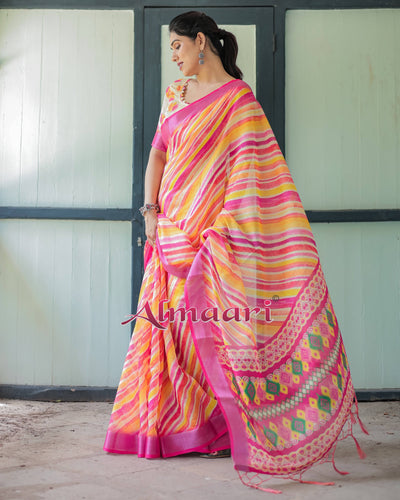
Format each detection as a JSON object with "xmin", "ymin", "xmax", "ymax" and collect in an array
[{"xmin": 139, "ymin": 203, "xmax": 160, "ymax": 216}]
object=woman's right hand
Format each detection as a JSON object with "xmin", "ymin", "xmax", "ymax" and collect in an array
[{"xmin": 144, "ymin": 210, "xmax": 158, "ymax": 247}]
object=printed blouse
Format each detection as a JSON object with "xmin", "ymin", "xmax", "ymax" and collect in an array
[{"xmin": 151, "ymin": 78, "xmax": 190, "ymax": 152}]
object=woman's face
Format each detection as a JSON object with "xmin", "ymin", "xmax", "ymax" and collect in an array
[{"xmin": 169, "ymin": 31, "xmax": 201, "ymax": 76}]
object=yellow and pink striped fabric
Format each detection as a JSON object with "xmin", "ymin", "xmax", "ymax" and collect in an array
[{"xmin": 104, "ymin": 79, "xmax": 367, "ymax": 489}]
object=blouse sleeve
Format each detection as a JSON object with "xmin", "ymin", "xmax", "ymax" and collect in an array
[{"xmin": 151, "ymin": 91, "xmax": 169, "ymax": 152}]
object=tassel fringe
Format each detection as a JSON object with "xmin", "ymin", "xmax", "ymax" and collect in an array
[
  {"xmin": 238, "ymin": 472, "xmax": 282, "ymax": 494},
  {"xmin": 236, "ymin": 398, "xmax": 367, "ymax": 494}
]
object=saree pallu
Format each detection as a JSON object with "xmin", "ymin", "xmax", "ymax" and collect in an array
[{"xmin": 104, "ymin": 79, "xmax": 367, "ymax": 491}]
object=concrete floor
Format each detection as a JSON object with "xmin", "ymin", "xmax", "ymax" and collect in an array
[{"xmin": 0, "ymin": 400, "xmax": 399, "ymax": 500}]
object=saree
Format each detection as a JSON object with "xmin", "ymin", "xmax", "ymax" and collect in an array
[{"xmin": 104, "ymin": 78, "xmax": 367, "ymax": 491}]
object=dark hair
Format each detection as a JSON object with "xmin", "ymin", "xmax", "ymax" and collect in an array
[{"xmin": 169, "ymin": 11, "xmax": 243, "ymax": 80}]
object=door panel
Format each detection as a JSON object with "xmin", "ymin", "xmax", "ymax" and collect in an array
[
  {"xmin": 144, "ymin": 7, "xmax": 274, "ymax": 160},
  {"xmin": 161, "ymin": 23, "xmax": 257, "ymax": 103}
]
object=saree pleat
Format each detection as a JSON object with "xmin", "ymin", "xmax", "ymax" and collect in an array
[
  {"xmin": 104, "ymin": 78, "xmax": 367, "ymax": 485},
  {"xmin": 104, "ymin": 245, "xmax": 230, "ymax": 457}
]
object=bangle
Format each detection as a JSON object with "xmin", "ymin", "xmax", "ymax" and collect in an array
[{"xmin": 139, "ymin": 203, "xmax": 160, "ymax": 216}]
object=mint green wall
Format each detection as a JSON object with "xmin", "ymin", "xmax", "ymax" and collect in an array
[
  {"xmin": 286, "ymin": 9, "xmax": 400, "ymax": 389},
  {"xmin": 0, "ymin": 220, "xmax": 132, "ymax": 386},
  {"xmin": 311, "ymin": 222, "xmax": 400, "ymax": 389},
  {"xmin": 286, "ymin": 9, "xmax": 400, "ymax": 211}
]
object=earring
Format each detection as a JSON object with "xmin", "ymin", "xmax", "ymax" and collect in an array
[{"xmin": 199, "ymin": 50, "xmax": 205, "ymax": 65}]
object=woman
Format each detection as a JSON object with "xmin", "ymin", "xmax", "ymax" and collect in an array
[{"xmin": 104, "ymin": 11, "xmax": 367, "ymax": 492}]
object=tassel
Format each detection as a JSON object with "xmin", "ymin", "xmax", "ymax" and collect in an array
[
  {"xmin": 357, "ymin": 414, "xmax": 369, "ymax": 435},
  {"xmin": 298, "ymin": 480, "xmax": 335, "ymax": 486},
  {"xmin": 332, "ymin": 442, "xmax": 350, "ymax": 475},
  {"xmin": 250, "ymin": 485, "xmax": 283, "ymax": 494},
  {"xmin": 238, "ymin": 472, "xmax": 282, "ymax": 494},
  {"xmin": 352, "ymin": 433, "xmax": 367, "ymax": 460},
  {"xmin": 332, "ymin": 459, "xmax": 350, "ymax": 476}
]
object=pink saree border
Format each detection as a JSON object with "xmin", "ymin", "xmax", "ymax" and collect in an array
[
  {"xmin": 104, "ymin": 411, "xmax": 229, "ymax": 458},
  {"xmin": 184, "ymin": 231, "xmax": 324, "ymax": 472},
  {"xmin": 161, "ymin": 79, "xmax": 248, "ymax": 147}
]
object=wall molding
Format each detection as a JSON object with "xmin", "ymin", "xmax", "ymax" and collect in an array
[
  {"xmin": 0, "ymin": 207, "xmax": 137, "ymax": 221},
  {"xmin": 2, "ymin": 207, "xmax": 399, "ymax": 223},
  {"xmin": 1, "ymin": 384, "xmax": 399, "ymax": 402},
  {"xmin": 306, "ymin": 209, "xmax": 400, "ymax": 223},
  {"xmin": 0, "ymin": 1, "xmax": 399, "ymax": 9},
  {"xmin": 0, "ymin": 385, "xmax": 118, "ymax": 402}
]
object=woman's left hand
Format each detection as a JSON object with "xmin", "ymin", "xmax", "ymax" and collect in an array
[{"xmin": 144, "ymin": 210, "xmax": 158, "ymax": 247}]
